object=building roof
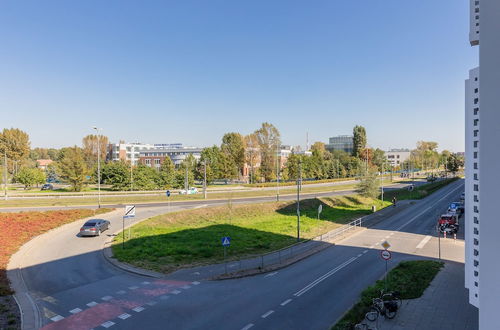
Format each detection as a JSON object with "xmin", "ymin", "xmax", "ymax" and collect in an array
[{"xmin": 36, "ymin": 159, "xmax": 53, "ymax": 166}]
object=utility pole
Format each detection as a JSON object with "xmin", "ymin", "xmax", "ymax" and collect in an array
[
  {"xmin": 130, "ymin": 160, "xmax": 133, "ymax": 191},
  {"xmin": 276, "ymin": 142, "xmax": 280, "ymax": 201},
  {"xmin": 184, "ymin": 165, "xmax": 188, "ymax": 192},
  {"xmin": 296, "ymin": 160, "xmax": 302, "ymax": 242},
  {"xmin": 203, "ymin": 161, "xmax": 207, "ymax": 199},
  {"xmin": 93, "ymin": 127, "xmax": 101, "ymax": 208}
]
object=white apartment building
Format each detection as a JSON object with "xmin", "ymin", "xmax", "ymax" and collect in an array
[
  {"xmin": 385, "ymin": 149, "xmax": 410, "ymax": 167},
  {"xmin": 464, "ymin": 1, "xmax": 500, "ymax": 329},
  {"xmin": 107, "ymin": 142, "xmax": 183, "ymax": 165}
]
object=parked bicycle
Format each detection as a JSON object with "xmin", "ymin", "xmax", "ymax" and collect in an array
[
  {"xmin": 354, "ymin": 322, "xmax": 378, "ymax": 330},
  {"xmin": 365, "ymin": 297, "xmax": 398, "ymax": 322},
  {"xmin": 380, "ymin": 290, "xmax": 402, "ymax": 308}
]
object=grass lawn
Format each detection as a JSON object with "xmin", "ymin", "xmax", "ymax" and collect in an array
[
  {"xmin": 383, "ymin": 177, "xmax": 459, "ymax": 201},
  {"xmin": 112, "ymin": 195, "xmax": 391, "ymax": 273},
  {"xmin": 332, "ymin": 260, "xmax": 444, "ymax": 330}
]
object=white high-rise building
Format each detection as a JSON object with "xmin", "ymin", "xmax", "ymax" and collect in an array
[{"xmin": 464, "ymin": 1, "xmax": 500, "ymax": 329}]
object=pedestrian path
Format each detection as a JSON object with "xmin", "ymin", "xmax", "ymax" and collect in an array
[{"xmin": 377, "ymin": 262, "xmax": 478, "ymax": 330}]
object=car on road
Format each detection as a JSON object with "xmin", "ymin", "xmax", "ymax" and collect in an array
[
  {"xmin": 41, "ymin": 183, "xmax": 54, "ymax": 190},
  {"xmin": 449, "ymin": 202, "xmax": 464, "ymax": 215},
  {"xmin": 79, "ymin": 219, "xmax": 110, "ymax": 237},
  {"xmin": 179, "ymin": 187, "xmax": 198, "ymax": 195}
]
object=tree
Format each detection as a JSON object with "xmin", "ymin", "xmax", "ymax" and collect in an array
[
  {"xmin": 446, "ymin": 154, "xmax": 464, "ymax": 175},
  {"xmin": 352, "ymin": 125, "xmax": 367, "ymax": 158},
  {"xmin": 56, "ymin": 146, "xmax": 89, "ymax": 191},
  {"xmin": 15, "ymin": 167, "xmax": 46, "ymax": 189},
  {"xmin": 132, "ymin": 164, "xmax": 160, "ymax": 190},
  {"xmin": 0, "ymin": 128, "xmax": 31, "ymax": 174},
  {"xmin": 355, "ymin": 171, "xmax": 380, "ymax": 198},
  {"xmin": 101, "ymin": 161, "xmax": 130, "ymax": 191},
  {"xmin": 196, "ymin": 146, "xmax": 222, "ymax": 183},
  {"xmin": 372, "ymin": 148, "xmax": 386, "ymax": 172},
  {"xmin": 221, "ymin": 132, "xmax": 245, "ymax": 178},
  {"xmin": 82, "ymin": 134, "xmax": 109, "ymax": 168},
  {"xmin": 158, "ymin": 157, "xmax": 175, "ymax": 188},
  {"xmin": 411, "ymin": 141, "xmax": 439, "ymax": 170},
  {"xmin": 244, "ymin": 133, "xmax": 259, "ymax": 183},
  {"xmin": 254, "ymin": 122, "xmax": 281, "ymax": 182}
]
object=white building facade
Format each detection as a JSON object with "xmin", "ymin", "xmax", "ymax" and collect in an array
[
  {"xmin": 385, "ymin": 149, "xmax": 411, "ymax": 167},
  {"xmin": 464, "ymin": 1, "xmax": 500, "ymax": 328}
]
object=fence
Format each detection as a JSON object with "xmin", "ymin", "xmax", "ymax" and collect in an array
[{"xmin": 220, "ymin": 216, "xmax": 366, "ymax": 275}]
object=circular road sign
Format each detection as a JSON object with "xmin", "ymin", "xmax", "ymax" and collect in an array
[{"xmin": 381, "ymin": 250, "xmax": 392, "ymax": 261}]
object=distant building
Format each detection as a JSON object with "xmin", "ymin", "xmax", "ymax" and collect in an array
[
  {"xmin": 139, "ymin": 147, "xmax": 202, "ymax": 168},
  {"xmin": 326, "ymin": 135, "xmax": 354, "ymax": 154},
  {"xmin": 385, "ymin": 149, "xmax": 411, "ymax": 167},
  {"xmin": 36, "ymin": 159, "xmax": 53, "ymax": 170}
]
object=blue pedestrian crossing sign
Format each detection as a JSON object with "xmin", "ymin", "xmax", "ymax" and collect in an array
[
  {"xmin": 166, "ymin": 190, "xmax": 171, "ymax": 197},
  {"xmin": 222, "ymin": 236, "xmax": 231, "ymax": 247}
]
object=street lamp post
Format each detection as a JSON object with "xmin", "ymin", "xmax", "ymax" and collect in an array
[
  {"xmin": 276, "ymin": 142, "xmax": 280, "ymax": 201},
  {"xmin": 296, "ymin": 160, "xmax": 302, "ymax": 242},
  {"xmin": 92, "ymin": 127, "xmax": 101, "ymax": 208},
  {"xmin": 203, "ymin": 160, "xmax": 207, "ymax": 199},
  {"xmin": 3, "ymin": 149, "xmax": 7, "ymax": 201}
]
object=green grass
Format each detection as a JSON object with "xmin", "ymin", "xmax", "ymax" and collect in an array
[
  {"xmin": 332, "ymin": 260, "xmax": 444, "ymax": 330},
  {"xmin": 112, "ymin": 195, "xmax": 391, "ymax": 273},
  {"xmin": 383, "ymin": 177, "xmax": 459, "ymax": 201}
]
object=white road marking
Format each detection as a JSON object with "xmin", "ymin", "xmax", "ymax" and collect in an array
[
  {"xmin": 101, "ymin": 296, "xmax": 113, "ymax": 301},
  {"xmin": 192, "ymin": 272, "xmax": 201, "ymax": 275},
  {"xmin": 181, "ymin": 285, "xmax": 191, "ymax": 289},
  {"xmin": 357, "ymin": 253, "xmax": 362, "ymax": 258},
  {"xmin": 192, "ymin": 281, "xmax": 201, "ymax": 285},
  {"xmin": 118, "ymin": 313, "xmax": 131, "ymax": 320},
  {"xmin": 146, "ymin": 301, "xmax": 157, "ymax": 306},
  {"xmin": 369, "ymin": 245, "xmax": 375, "ymax": 249},
  {"xmin": 385, "ymin": 235, "xmax": 390, "ymax": 239},
  {"xmin": 132, "ymin": 306, "xmax": 145, "ymax": 312},
  {"xmin": 395, "ymin": 184, "xmax": 463, "ymax": 232},
  {"xmin": 241, "ymin": 324, "xmax": 254, "ymax": 330},
  {"xmin": 264, "ymin": 272, "xmax": 278, "ymax": 278},
  {"xmin": 294, "ymin": 257, "xmax": 357, "ymax": 297},
  {"xmin": 86, "ymin": 301, "xmax": 98, "ymax": 307},
  {"xmin": 228, "ymin": 263, "xmax": 237, "ymax": 268},
  {"xmin": 280, "ymin": 299, "xmax": 292, "ymax": 306},
  {"xmin": 194, "ymin": 204, "xmax": 208, "ymax": 209},
  {"xmin": 69, "ymin": 308, "xmax": 82, "ymax": 314},
  {"xmin": 50, "ymin": 315, "xmax": 64, "ymax": 322},
  {"xmin": 261, "ymin": 310, "xmax": 274, "ymax": 318},
  {"xmin": 101, "ymin": 321, "xmax": 115, "ymax": 328},
  {"xmin": 416, "ymin": 235, "xmax": 432, "ymax": 249},
  {"xmin": 389, "ymin": 233, "xmax": 394, "ymax": 236},
  {"xmin": 172, "ymin": 290, "xmax": 181, "ymax": 294},
  {"xmin": 116, "ymin": 290, "xmax": 126, "ymax": 295},
  {"xmin": 363, "ymin": 250, "xmax": 369, "ymax": 254},
  {"xmin": 141, "ymin": 281, "xmax": 150, "ymax": 285},
  {"xmin": 128, "ymin": 286, "xmax": 139, "ymax": 290}
]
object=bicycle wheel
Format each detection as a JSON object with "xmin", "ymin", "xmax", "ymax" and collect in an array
[
  {"xmin": 365, "ymin": 307, "xmax": 379, "ymax": 322},
  {"xmin": 394, "ymin": 297, "xmax": 402, "ymax": 308},
  {"xmin": 385, "ymin": 308, "xmax": 397, "ymax": 319}
]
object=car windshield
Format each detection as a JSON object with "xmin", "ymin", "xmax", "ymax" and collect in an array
[{"xmin": 84, "ymin": 222, "xmax": 97, "ymax": 226}]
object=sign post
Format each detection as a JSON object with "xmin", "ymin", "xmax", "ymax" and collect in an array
[
  {"xmin": 380, "ymin": 241, "xmax": 391, "ymax": 290},
  {"xmin": 317, "ymin": 204, "xmax": 323, "ymax": 220},
  {"xmin": 166, "ymin": 190, "xmax": 171, "ymax": 212},
  {"xmin": 222, "ymin": 236, "xmax": 231, "ymax": 274},
  {"xmin": 123, "ymin": 205, "xmax": 136, "ymax": 249}
]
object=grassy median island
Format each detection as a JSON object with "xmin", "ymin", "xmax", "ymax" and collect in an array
[
  {"xmin": 384, "ymin": 177, "xmax": 459, "ymax": 201},
  {"xmin": 112, "ymin": 195, "xmax": 391, "ymax": 273},
  {"xmin": 332, "ymin": 260, "xmax": 444, "ymax": 330}
]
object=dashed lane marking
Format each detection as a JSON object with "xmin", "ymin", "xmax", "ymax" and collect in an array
[
  {"xmin": 416, "ymin": 235, "xmax": 432, "ymax": 249},
  {"xmin": 116, "ymin": 290, "xmax": 126, "ymax": 295},
  {"xmin": 264, "ymin": 272, "xmax": 278, "ymax": 278},
  {"xmin": 181, "ymin": 285, "xmax": 191, "ymax": 289},
  {"xmin": 141, "ymin": 281, "xmax": 150, "ymax": 285},
  {"xmin": 172, "ymin": 290, "xmax": 181, "ymax": 294},
  {"xmin": 280, "ymin": 299, "xmax": 292, "ymax": 306},
  {"xmin": 101, "ymin": 296, "xmax": 113, "ymax": 301},
  {"xmin": 69, "ymin": 308, "xmax": 82, "ymax": 314},
  {"xmin": 192, "ymin": 281, "xmax": 200, "ymax": 285},
  {"xmin": 118, "ymin": 313, "xmax": 131, "ymax": 320},
  {"xmin": 363, "ymin": 250, "xmax": 369, "ymax": 254},
  {"xmin": 357, "ymin": 253, "xmax": 362, "ymax": 258},
  {"xmin": 132, "ymin": 306, "xmax": 145, "ymax": 312},
  {"xmin": 50, "ymin": 315, "xmax": 64, "ymax": 322},
  {"xmin": 261, "ymin": 310, "xmax": 274, "ymax": 318},
  {"xmin": 101, "ymin": 321, "xmax": 115, "ymax": 328},
  {"xmin": 128, "ymin": 286, "xmax": 139, "ymax": 290},
  {"xmin": 241, "ymin": 324, "xmax": 254, "ymax": 330},
  {"xmin": 146, "ymin": 301, "xmax": 157, "ymax": 306},
  {"xmin": 86, "ymin": 301, "xmax": 98, "ymax": 307}
]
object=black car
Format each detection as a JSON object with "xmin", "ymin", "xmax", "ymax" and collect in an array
[
  {"xmin": 41, "ymin": 183, "xmax": 53, "ymax": 190},
  {"xmin": 79, "ymin": 219, "xmax": 110, "ymax": 237}
]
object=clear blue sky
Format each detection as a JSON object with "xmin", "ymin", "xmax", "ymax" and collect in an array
[{"xmin": 0, "ymin": 0, "xmax": 477, "ymax": 151}]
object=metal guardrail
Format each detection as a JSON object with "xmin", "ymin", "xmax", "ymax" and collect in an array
[{"xmin": 223, "ymin": 216, "xmax": 366, "ymax": 274}]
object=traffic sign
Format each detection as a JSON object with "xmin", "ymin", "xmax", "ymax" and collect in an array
[
  {"xmin": 124, "ymin": 205, "xmax": 136, "ymax": 218},
  {"xmin": 166, "ymin": 190, "xmax": 171, "ymax": 197},
  {"xmin": 381, "ymin": 250, "xmax": 392, "ymax": 260},
  {"xmin": 381, "ymin": 240, "xmax": 391, "ymax": 250},
  {"xmin": 318, "ymin": 204, "xmax": 323, "ymax": 214},
  {"xmin": 222, "ymin": 236, "xmax": 231, "ymax": 247}
]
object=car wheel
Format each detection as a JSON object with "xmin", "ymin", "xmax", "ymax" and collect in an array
[{"xmin": 97, "ymin": 229, "xmax": 101, "ymax": 236}]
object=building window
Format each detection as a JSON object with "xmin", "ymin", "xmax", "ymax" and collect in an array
[
  {"xmin": 474, "ymin": 130, "xmax": 479, "ymax": 137},
  {"xmin": 474, "ymin": 162, "xmax": 478, "ymax": 169},
  {"xmin": 474, "ymin": 238, "xmax": 479, "ymax": 246},
  {"xmin": 475, "ymin": 8, "xmax": 479, "ymax": 13},
  {"xmin": 474, "ymin": 88, "xmax": 478, "ymax": 93},
  {"xmin": 475, "ymin": 281, "xmax": 479, "ymax": 287},
  {"xmin": 474, "ymin": 260, "xmax": 479, "ymax": 267},
  {"xmin": 474, "ymin": 206, "xmax": 479, "ymax": 213},
  {"xmin": 474, "ymin": 173, "xmax": 478, "ymax": 180},
  {"xmin": 474, "ymin": 271, "xmax": 479, "ymax": 277},
  {"xmin": 154, "ymin": 159, "xmax": 161, "ymax": 165},
  {"xmin": 474, "ymin": 184, "xmax": 479, "ymax": 191},
  {"xmin": 474, "ymin": 228, "xmax": 479, "ymax": 235},
  {"xmin": 145, "ymin": 159, "xmax": 151, "ymax": 165},
  {"xmin": 474, "ymin": 140, "xmax": 478, "ymax": 148},
  {"xmin": 474, "ymin": 119, "xmax": 479, "ymax": 126},
  {"xmin": 475, "ymin": 77, "xmax": 478, "ymax": 81},
  {"xmin": 474, "ymin": 108, "xmax": 479, "ymax": 115},
  {"xmin": 474, "ymin": 216, "xmax": 479, "ymax": 224},
  {"xmin": 474, "ymin": 195, "xmax": 479, "ymax": 202},
  {"xmin": 474, "ymin": 152, "xmax": 478, "ymax": 159}
]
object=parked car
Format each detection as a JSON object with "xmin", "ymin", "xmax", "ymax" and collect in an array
[
  {"xmin": 179, "ymin": 187, "xmax": 198, "ymax": 195},
  {"xmin": 41, "ymin": 183, "xmax": 53, "ymax": 190},
  {"xmin": 460, "ymin": 192, "xmax": 465, "ymax": 202},
  {"xmin": 79, "ymin": 219, "xmax": 110, "ymax": 237},
  {"xmin": 449, "ymin": 202, "xmax": 465, "ymax": 214}
]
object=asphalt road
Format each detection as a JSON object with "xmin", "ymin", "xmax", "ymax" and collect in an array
[{"xmin": 8, "ymin": 179, "xmax": 464, "ymax": 330}]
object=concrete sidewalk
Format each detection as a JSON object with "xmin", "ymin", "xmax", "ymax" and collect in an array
[{"xmin": 376, "ymin": 262, "xmax": 478, "ymax": 330}]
